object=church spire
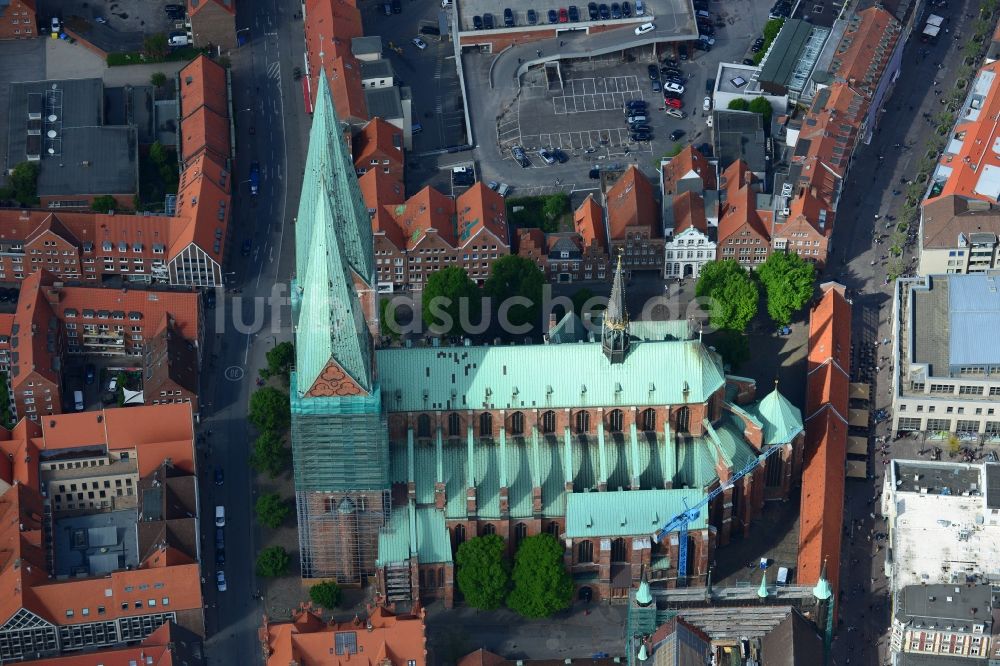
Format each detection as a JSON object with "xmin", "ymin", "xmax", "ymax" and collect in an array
[{"xmin": 602, "ymin": 252, "xmax": 630, "ymax": 363}]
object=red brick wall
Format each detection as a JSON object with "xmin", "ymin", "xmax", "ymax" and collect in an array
[{"xmin": 0, "ymin": 0, "xmax": 36, "ymax": 40}]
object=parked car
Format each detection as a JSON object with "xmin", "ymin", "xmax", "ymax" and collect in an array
[
  {"xmin": 216, "ymin": 571, "xmax": 227, "ymax": 593},
  {"xmin": 664, "ymin": 81, "xmax": 685, "ymax": 94},
  {"xmin": 214, "ymin": 467, "xmax": 224, "ymax": 486},
  {"xmin": 168, "ymin": 31, "xmax": 189, "ymax": 46},
  {"xmin": 383, "ymin": 3, "xmax": 392, "ymax": 15},
  {"xmin": 678, "ymin": 44, "xmax": 688, "ymax": 60},
  {"xmin": 662, "ymin": 57, "xmax": 678, "ymax": 67},
  {"xmin": 651, "ymin": 79, "xmax": 661, "ymax": 92},
  {"xmin": 84, "ymin": 364, "xmax": 96, "ymax": 385},
  {"xmin": 629, "ymin": 124, "xmax": 651, "ymax": 133},
  {"xmin": 598, "ymin": 3, "xmax": 610, "ymax": 19},
  {"xmin": 661, "ymin": 66, "xmax": 682, "ymax": 77},
  {"xmin": 589, "ymin": 167, "xmax": 601, "ymax": 180},
  {"xmin": 647, "ymin": 64, "xmax": 659, "ymax": 79},
  {"xmin": 568, "ymin": 5, "xmax": 579, "ymax": 21},
  {"xmin": 512, "ymin": 145, "xmax": 531, "ymax": 168},
  {"xmin": 610, "ymin": 2, "xmax": 621, "ymax": 18},
  {"xmin": 630, "ymin": 131, "xmax": 652, "ymax": 141},
  {"xmin": 391, "ymin": 0, "xmax": 401, "ymax": 12},
  {"xmin": 216, "ymin": 549, "xmax": 225, "ymax": 565},
  {"xmin": 624, "ymin": 100, "xmax": 647, "ymax": 112},
  {"xmin": 548, "ymin": 8, "xmax": 558, "ymax": 22},
  {"xmin": 473, "ymin": 14, "xmax": 483, "ymax": 28},
  {"xmin": 527, "ymin": 8, "xmax": 538, "ymax": 23},
  {"xmin": 664, "ymin": 108, "xmax": 687, "ymax": 119},
  {"xmin": 50, "ymin": 16, "xmax": 60, "ymax": 33},
  {"xmin": 635, "ymin": 0, "xmax": 643, "ymax": 14},
  {"xmin": 412, "ymin": 37, "xmax": 427, "ymax": 49},
  {"xmin": 249, "ymin": 161, "xmax": 260, "ymax": 195},
  {"xmin": 241, "ymin": 239, "xmax": 252, "ymax": 256},
  {"xmin": 703, "ymin": 96, "xmax": 712, "ymax": 111},
  {"xmin": 503, "ymin": 7, "xmax": 514, "ymax": 25},
  {"xmin": 699, "ymin": 34, "xmax": 715, "ymax": 46},
  {"xmin": 588, "ymin": 1, "xmax": 598, "ymax": 19},
  {"xmin": 743, "ymin": 58, "xmax": 756, "ymax": 65},
  {"xmin": 669, "ymin": 129, "xmax": 686, "ymax": 141},
  {"xmin": 538, "ymin": 148, "xmax": 556, "ymax": 165},
  {"xmin": 693, "ymin": 39, "xmax": 711, "ymax": 52},
  {"xmin": 621, "ymin": 1, "xmax": 631, "ymax": 17},
  {"xmin": 663, "ymin": 97, "xmax": 683, "ymax": 109},
  {"xmin": 553, "ymin": 149, "xmax": 568, "ymax": 163},
  {"xmin": 164, "ymin": 3, "xmax": 185, "ymax": 16},
  {"xmin": 558, "ymin": 7, "xmax": 568, "ymax": 22},
  {"xmin": 634, "ymin": 21, "xmax": 654, "ymax": 35},
  {"xmin": 94, "ymin": 15, "xmax": 107, "ymax": 23},
  {"xmin": 482, "ymin": 12, "xmax": 494, "ymax": 28}
]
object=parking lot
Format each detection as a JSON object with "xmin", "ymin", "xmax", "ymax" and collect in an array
[
  {"xmin": 38, "ymin": 0, "xmax": 177, "ymax": 52},
  {"xmin": 363, "ymin": 0, "xmax": 468, "ymax": 152}
]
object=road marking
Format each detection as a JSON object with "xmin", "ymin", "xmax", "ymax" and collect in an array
[
  {"xmin": 224, "ymin": 366, "xmax": 245, "ymax": 381},
  {"xmin": 267, "ymin": 62, "xmax": 280, "ymax": 79}
]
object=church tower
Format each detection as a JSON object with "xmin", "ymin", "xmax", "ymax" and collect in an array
[{"xmin": 602, "ymin": 252, "xmax": 631, "ymax": 363}]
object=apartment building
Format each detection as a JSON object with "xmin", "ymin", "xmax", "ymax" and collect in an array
[
  {"xmin": 187, "ymin": 0, "xmax": 236, "ymax": 49},
  {"xmin": 664, "ymin": 191, "xmax": 716, "ymax": 279},
  {"xmin": 717, "ymin": 161, "xmax": 771, "ymax": 269},
  {"xmin": 372, "ymin": 183, "xmax": 510, "ymax": 290},
  {"xmin": 606, "ymin": 166, "xmax": 664, "ymax": 275},
  {"xmin": 891, "ymin": 274, "xmax": 1000, "ymax": 437},
  {"xmin": 0, "ymin": 271, "xmax": 201, "ymax": 422},
  {"xmin": 0, "ymin": 404, "xmax": 204, "ymax": 662},
  {"xmin": 0, "ymin": 0, "xmax": 36, "ymax": 39},
  {"xmin": 515, "ymin": 194, "xmax": 610, "ymax": 283}
]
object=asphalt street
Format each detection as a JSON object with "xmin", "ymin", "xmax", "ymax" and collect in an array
[
  {"xmin": 194, "ymin": 0, "xmax": 308, "ymax": 663},
  {"xmin": 823, "ymin": 3, "xmax": 981, "ymax": 664}
]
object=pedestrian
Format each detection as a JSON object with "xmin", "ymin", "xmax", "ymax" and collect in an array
[{"xmin": 537, "ymin": 49, "xmax": 542, "ymax": 57}]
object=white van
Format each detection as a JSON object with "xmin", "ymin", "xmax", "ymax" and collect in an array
[
  {"xmin": 215, "ymin": 505, "xmax": 226, "ymax": 527},
  {"xmin": 168, "ymin": 33, "xmax": 189, "ymax": 46},
  {"xmin": 73, "ymin": 390, "xmax": 84, "ymax": 411}
]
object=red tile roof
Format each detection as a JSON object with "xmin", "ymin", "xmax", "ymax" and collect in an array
[
  {"xmin": 455, "ymin": 183, "xmax": 508, "ymax": 247},
  {"xmin": 796, "ymin": 83, "xmax": 865, "ymax": 181},
  {"xmin": 263, "ymin": 606, "xmax": 427, "ymax": 666},
  {"xmin": 606, "ymin": 166, "xmax": 658, "ymax": 240},
  {"xmin": 171, "ymin": 153, "xmax": 232, "ymax": 263},
  {"xmin": 573, "ymin": 194, "xmax": 606, "ymax": 251},
  {"xmin": 304, "ymin": 0, "xmax": 368, "ymax": 124},
  {"xmin": 23, "ymin": 622, "xmax": 190, "ymax": 666},
  {"xmin": 353, "ymin": 117, "xmax": 403, "ymax": 171},
  {"xmin": 831, "ymin": 7, "xmax": 901, "ymax": 98},
  {"xmin": 188, "ymin": 0, "xmax": 236, "ymax": 16},
  {"xmin": 662, "ymin": 145, "xmax": 716, "ymax": 194},
  {"xmin": 358, "ymin": 168, "xmax": 405, "ymax": 210},
  {"xmin": 372, "ymin": 206, "xmax": 407, "ymax": 249},
  {"xmin": 797, "ymin": 283, "xmax": 852, "ymax": 603},
  {"xmin": 391, "ymin": 186, "xmax": 456, "ymax": 248},
  {"xmin": 672, "ymin": 190, "xmax": 707, "ymax": 234},
  {"xmin": 178, "ymin": 55, "xmax": 229, "ymax": 119},
  {"xmin": 11, "ymin": 272, "xmax": 60, "ymax": 389},
  {"xmin": 180, "ymin": 106, "xmax": 230, "ymax": 163},
  {"xmin": 718, "ymin": 182, "xmax": 769, "ymax": 246}
]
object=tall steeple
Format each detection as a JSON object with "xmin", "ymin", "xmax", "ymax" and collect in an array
[
  {"xmin": 292, "ymin": 71, "xmax": 374, "ymax": 398},
  {"xmin": 295, "ymin": 72, "xmax": 374, "ymax": 288},
  {"xmin": 602, "ymin": 252, "xmax": 630, "ymax": 363}
]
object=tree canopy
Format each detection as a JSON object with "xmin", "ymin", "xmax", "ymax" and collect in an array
[
  {"xmin": 757, "ymin": 251, "xmax": 815, "ymax": 325},
  {"xmin": 1, "ymin": 162, "xmax": 40, "ymax": 207},
  {"xmin": 422, "ymin": 266, "xmax": 481, "ymax": 336},
  {"xmin": 309, "ymin": 581, "xmax": 342, "ymax": 609},
  {"xmin": 249, "ymin": 387, "xmax": 290, "ymax": 433},
  {"xmin": 143, "ymin": 33, "xmax": 169, "ymax": 59},
  {"xmin": 150, "ymin": 71, "xmax": 167, "ymax": 88},
  {"xmin": 695, "ymin": 259, "xmax": 758, "ymax": 332},
  {"xmin": 455, "ymin": 535, "xmax": 510, "ymax": 610},
  {"xmin": 249, "ymin": 430, "xmax": 290, "ymax": 478},
  {"xmin": 90, "ymin": 195, "xmax": 119, "ymax": 214},
  {"xmin": 261, "ymin": 341, "xmax": 294, "ymax": 379},
  {"xmin": 748, "ymin": 97, "xmax": 773, "ymax": 124},
  {"xmin": 484, "ymin": 255, "xmax": 545, "ymax": 332},
  {"xmin": 254, "ymin": 492, "xmax": 290, "ymax": 529},
  {"xmin": 255, "ymin": 546, "xmax": 291, "ymax": 577},
  {"xmin": 727, "ymin": 98, "xmax": 750, "ymax": 111},
  {"xmin": 506, "ymin": 534, "xmax": 574, "ymax": 618}
]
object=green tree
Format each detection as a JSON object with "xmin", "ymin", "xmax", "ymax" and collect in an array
[
  {"xmin": 90, "ymin": 195, "xmax": 118, "ymax": 213},
  {"xmin": 484, "ymin": 255, "xmax": 545, "ymax": 332},
  {"xmin": 455, "ymin": 535, "xmax": 510, "ymax": 610},
  {"xmin": 757, "ymin": 251, "xmax": 815, "ymax": 326},
  {"xmin": 748, "ymin": 97, "xmax": 773, "ymax": 123},
  {"xmin": 422, "ymin": 266, "xmax": 481, "ymax": 336},
  {"xmin": 695, "ymin": 259, "xmax": 758, "ymax": 331},
  {"xmin": 249, "ymin": 387, "xmax": 290, "ymax": 433},
  {"xmin": 309, "ymin": 581, "xmax": 342, "ymax": 609},
  {"xmin": 149, "ymin": 141, "xmax": 168, "ymax": 166},
  {"xmin": 8, "ymin": 162, "xmax": 40, "ymax": 207},
  {"xmin": 710, "ymin": 330, "xmax": 750, "ymax": 368},
  {"xmin": 542, "ymin": 193, "xmax": 569, "ymax": 223},
  {"xmin": 727, "ymin": 98, "xmax": 750, "ymax": 111},
  {"xmin": 260, "ymin": 341, "xmax": 294, "ymax": 379},
  {"xmin": 255, "ymin": 546, "xmax": 290, "ymax": 577},
  {"xmin": 254, "ymin": 493, "xmax": 290, "ymax": 528},
  {"xmin": 143, "ymin": 33, "xmax": 169, "ymax": 59},
  {"xmin": 150, "ymin": 71, "xmax": 167, "ymax": 88},
  {"xmin": 506, "ymin": 534, "xmax": 573, "ymax": 619},
  {"xmin": 249, "ymin": 430, "xmax": 290, "ymax": 478},
  {"xmin": 762, "ymin": 17, "xmax": 785, "ymax": 41}
]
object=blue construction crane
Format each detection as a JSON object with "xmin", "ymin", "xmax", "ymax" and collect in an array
[{"xmin": 653, "ymin": 444, "xmax": 784, "ymax": 585}]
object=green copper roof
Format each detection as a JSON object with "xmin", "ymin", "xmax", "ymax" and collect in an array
[
  {"xmin": 292, "ymin": 187, "xmax": 372, "ymax": 396},
  {"xmin": 295, "ymin": 73, "xmax": 374, "ymax": 286},
  {"xmin": 377, "ymin": 503, "xmax": 453, "ymax": 566},
  {"xmin": 375, "ymin": 338, "xmax": 725, "ymax": 413},
  {"xmin": 747, "ymin": 387, "xmax": 804, "ymax": 447},
  {"xmin": 565, "ymin": 488, "xmax": 707, "ymax": 538}
]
